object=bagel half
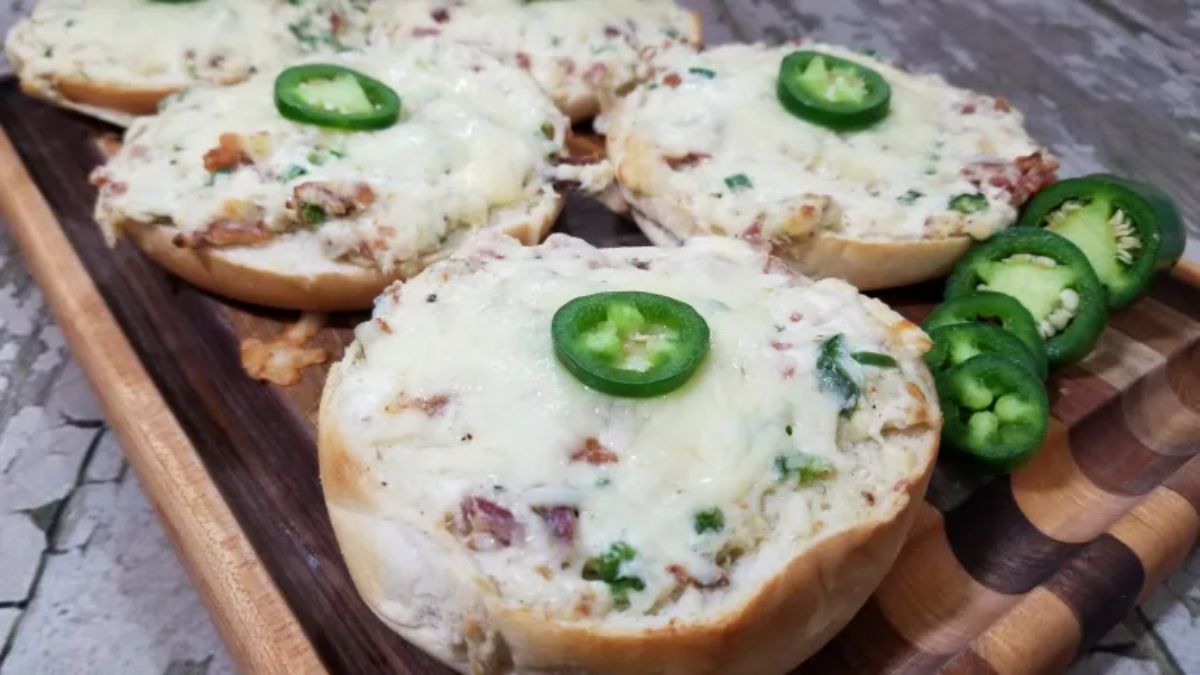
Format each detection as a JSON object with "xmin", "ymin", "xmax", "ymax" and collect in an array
[
  {"xmin": 5, "ymin": 0, "xmax": 369, "ymax": 124},
  {"xmin": 365, "ymin": 0, "xmax": 703, "ymax": 123},
  {"xmin": 92, "ymin": 45, "xmax": 609, "ymax": 311},
  {"xmin": 602, "ymin": 42, "xmax": 1058, "ymax": 290},
  {"xmin": 319, "ymin": 233, "xmax": 940, "ymax": 673}
]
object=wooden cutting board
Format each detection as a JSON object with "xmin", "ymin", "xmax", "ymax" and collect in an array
[{"xmin": 0, "ymin": 2, "xmax": 1197, "ymax": 672}]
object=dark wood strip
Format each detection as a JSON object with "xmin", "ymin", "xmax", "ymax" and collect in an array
[
  {"xmin": 796, "ymin": 599, "xmax": 949, "ymax": 675},
  {"xmin": 0, "ymin": 83, "xmax": 449, "ymax": 675},
  {"xmin": 1070, "ymin": 386, "xmax": 1195, "ymax": 497},
  {"xmin": 1048, "ymin": 366, "xmax": 1120, "ymax": 429},
  {"xmin": 944, "ymin": 476, "xmax": 1084, "ymax": 595},
  {"xmin": 1044, "ymin": 534, "xmax": 1145, "ymax": 657}
]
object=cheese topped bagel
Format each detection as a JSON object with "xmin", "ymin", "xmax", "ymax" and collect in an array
[
  {"xmin": 6, "ymin": 0, "xmax": 367, "ymax": 125},
  {"xmin": 603, "ymin": 42, "xmax": 1059, "ymax": 290},
  {"xmin": 319, "ymin": 233, "xmax": 940, "ymax": 674},
  {"xmin": 92, "ymin": 45, "xmax": 609, "ymax": 310},
  {"xmin": 365, "ymin": 0, "xmax": 701, "ymax": 122}
]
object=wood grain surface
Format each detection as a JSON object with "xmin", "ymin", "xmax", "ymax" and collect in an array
[{"xmin": 0, "ymin": 1, "xmax": 1197, "ymax": 673}]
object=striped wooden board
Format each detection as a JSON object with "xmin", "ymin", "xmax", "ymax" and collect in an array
[{"xmin": 0, "ymin": 1, "xmax": 1197, "ymax": 672}]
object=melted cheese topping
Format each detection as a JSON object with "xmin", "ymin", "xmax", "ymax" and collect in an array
[
  {"xmin": 6, "ymin": 0, "xmax": 364, "ymax": 91},
  {"xmin": 603, "ymin": 43, "xmax": 1054, "ymax": 243},
  {"xmin": 365, "ymin": 0, "xmax": 699, "ymax": 113},
  {"xmin": 328, "ymin": 234, "xmax": 936, "ymax": 621},
  {"xmin": 93, "ymin": 45, "xmax": 606, "ymax": 272}
]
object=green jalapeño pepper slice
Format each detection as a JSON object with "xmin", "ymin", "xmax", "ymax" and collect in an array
[
  {"xmin": 936, "ymin": 354, "xmax": 1049, "ymax": 473},
  {"xmin": 922, "ymin": 291, "xmax": 1048, "ymax": 374},
  {"xmin": 552, "ymin": 292, "xmax": 710, "ymax": 398},
  {"xmin": 274, "ymin": 64, "xmax": 401, "ymax": 130},
  {"xmin": 926, "ymin": 323, "xmax": 1046, "ymax": 380},
  {"xmin": 1019, "ymin": 174, "xmax": 1185, "ymax": 309},
  {"xmin": 777, "ymin": 51, "xmax": 891, "ymax": 130},
  {"xmin": 946, "ymin": 229, "xmax": 1107, "ymax": 367}
]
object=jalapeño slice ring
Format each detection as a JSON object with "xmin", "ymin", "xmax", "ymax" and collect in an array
[
  {"xmin": 776, "ymin": 50, "xmax": 891, "ymax": 130},
  {"xmin": 552, "ymin": 291, "xmax": 710, "ymax": 398},
  {"xmin": 935, "ymin": 354, "xmax": 1049, "ymax": 474},
  {"xmin": 945, "ymin": 228, "xmax": 1107, "ymax": 367},
  {"xmin": 1019, "ymin": 174, "xmax": 1184, "ymax": 309},
  {"xmin": 922, "ymin": 290, "xmax": 1048, "ymax": 374},
  {"xmin": 925, "ymin": 323, "xmax": 1046, "ymax": 380},
  {"xmin": 274, "ymin": 63, "xmax": 401, "ymax": 131}
]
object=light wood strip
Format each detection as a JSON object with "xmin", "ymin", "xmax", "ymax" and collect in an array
[
  {"xmin": 1012, "ymin": 420, "xmax": 1141, "ymax": 544},
  {"xmin": 1076, "ymin": 328, "xmax": 1166, "ymax": 392},
  {"xmin": 1109, "ymin": 489, "xmax": 1200, "ymax": 603},
  {"xmin": 875, "ymin": 506, "xmax": 1013, "ymax": 655},
  {"xmin": 971, "ymin": 588, "xmax": 1080, "ymax": 675},
  {"xmin": 0, "ymin": 128, "xmax": 323, "ymax": 675}
]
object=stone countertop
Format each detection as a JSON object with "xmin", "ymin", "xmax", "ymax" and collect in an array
[{"xmin": 0, "ymin": 2, "xmax": 1196, "ymax": 674}]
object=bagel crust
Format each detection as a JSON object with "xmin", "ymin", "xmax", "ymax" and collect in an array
[
  {"xmin": 602, "ymin": 42, "xmax": 1058, "ymax": 290},
  {"xmin": 5, "ymin": 0, "xmax": 369, "ymax": 122},
  {"xmin": 320, "ymin": 234, "xmax": 940, "ymax": 673},
  {"xmin": 365, "ymin": 1, "xmax": 702, "ymax": 123},
  {"xmin": 92, "ymin": 46, "xmax": 609, "ymax": 310}
]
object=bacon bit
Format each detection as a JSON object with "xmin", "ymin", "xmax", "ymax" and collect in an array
[
  {"xmin": 203, "ymin": 133, "xmax": 252, "ymax": 173},
  {"xmin": 560, "ymin": 133, "xmax": 605, "ymax": 166},
  {"xmin": 533, "ymin": 505, "xmax": 579, "ymax": 543},
  {"xmin": 89, "ymin": 169, "xmax": 128, "ymax": 196},
  {"xmin": 603, "ymin": 25, "xmax": 622, "ymax": 38},
  {"xmin": 174, "ymin": 202, "xmax": 270, "ymax": 248},
  {"xmin": 92, "ymin": 132, "xmax": 123, "ymax": 159},
  {"xmin": 1011, "ymin": 152, "xmax": 1059, "ymax": 205},
  {"xmin": 771, "ymin": 341, "xmax": 793, "ymax": 351},
  {"xmin": 742, "ymin": 221, "xmax": 764, "ymax": 245},
  {"xmin": 290, "ymin": 181, "xmax": 375, "ymax": 219},
  {"xmin": 663, "ymin": 72, "xmax": 682, "ymax": 88},
  {"xmin": 515, "ymin": 51, "xmax": 531, "ymax": 69},
  {"xmin": 664, "ymin": 152, "xmax": 711, "ymax": 170},
  {"xmin": 385, "ymin": 392, "xmax": 451, "ymax": 416},
  {"xmin": 574, "ymin": 592, "xmax": 595, "ymax": 618},
  {"xmin": 789, "ymin": 312, "xmax": 803, "ymax": 323},
  {"xmin": 631, "ymin": 259, "xmax": 651, "ymax": 270},
  {"xmin": 570, "ymin": 437, "xmax": 618, "ymax": 465},
  {"xmin": 374, "ymin": 318, "xmax": 394, "ymax": 334},
  {"xmin": 963, "ymin": 152, "xmax": 1058, "ymax": 206},
  {"xmin": 240, "ymin": 312, "xmax": 329, "ymax": 387},
  {"xmin": 960, "ymin": 102, "xmax": 977, "ymax": 115},
  {"xmin": 582, "ymin": 62, "xmax": 607, "ymax": 85},
  {"xmin": 994, "ymin": 96, "xmax": 1012, "ymax": 113},
  {"xmin": 667, "ymin": 564, "xmax": 729, "ymax": 589},
  {"xmin": 329, "ymin": 12, "xmax": 345, "ymax": 35},
  {"xmin": 431, "ymin": 8, "xmax": 450, "ymax": 23},
  {"xmin": 782, "ymin": 365, "xmax": 796, "ymax": 380},
  {"xmin": 862, "ymin": 491, "xmax": 877, "ymax": 506},
  {"xmin": 458, "ymin": 497, "xmax": 521, "ymax": 548},
  {"xmin": 412, "ymin": 26, "xmax": 440, "ymax": 37},
  {"xmin": 557, "ymin": 57, "xmax": 577, "ymax": 76}
]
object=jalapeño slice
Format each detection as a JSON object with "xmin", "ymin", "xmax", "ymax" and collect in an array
[
  {"xmin": 946, "ymin": 228, "xmax": 1107, "ymax": 367},
  {"xmin": 1019, "ymin": 174, "xmax": 1185, "ymax": 309},
  {"xmin": 935, "ymin": 354, "xmax": 1049, "ymax": 473},
  {"xmin": 926, "ymin": 323, "xmax": 1046, "ymax": 380},
  {"xmin": 777, "ymin": 50, "xmax": 891, "ymax": 130},
  {"xmin": 274, "ymin": 64, "xmax": 401, "ymax": 130},
  {"xmin": 552, "ymin": 292, "xmax": 709, "ymax": 398},
  {"xmin": 922, "ymin": 291, "xmax": 1048, "ymax": 373}
]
